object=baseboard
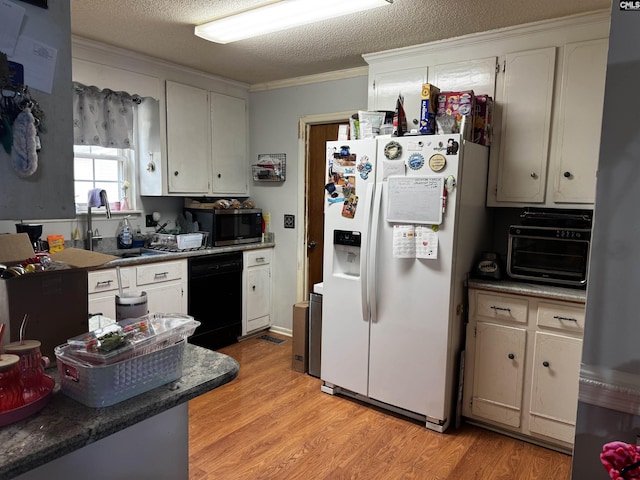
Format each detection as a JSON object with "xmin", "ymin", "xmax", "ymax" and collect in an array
[{"xmin": 269, "ymin": 325, "xmax": 292, "ymax": 337}]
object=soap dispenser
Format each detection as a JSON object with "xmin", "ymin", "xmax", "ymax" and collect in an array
[{"xmin": 117, "ymin": 216, "xmax": 133, "ymax": 249}]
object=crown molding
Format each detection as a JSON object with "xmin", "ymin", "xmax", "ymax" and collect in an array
[{"xmin": 249, "ymin": 67, "xmax": 368, "ymax": 92}]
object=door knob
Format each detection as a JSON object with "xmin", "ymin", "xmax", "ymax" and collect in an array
[
  {"xmin": 530, "ymin": 172, "xmax": 538, "ymax": 179},
  {"xmin": 508, "ymin": 353, "xmax": 515, "ymax": 360},
  {"xmin": 543, "ymin": 361, "xmax": 550, "ymax": 367},
  {"xmin": 563, "ymin": 171, "xmax": 572, "ymax": 178},
  {"xmin": 308, "ymin": 241, "xmax": 317, "ymax": 250}
]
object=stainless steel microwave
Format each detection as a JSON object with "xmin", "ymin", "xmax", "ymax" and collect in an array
[
  {"xmin": 185, "ymin": 208, "xmax": 263, "ymax": 247},
  {"xmin": 507, "ymin": 224, "xmax": 591, "ymax": 287}
]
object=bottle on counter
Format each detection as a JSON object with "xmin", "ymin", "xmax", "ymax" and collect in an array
[{"xmin": 117, "ymin": 216, "xmax": 133, "ymax": 249}]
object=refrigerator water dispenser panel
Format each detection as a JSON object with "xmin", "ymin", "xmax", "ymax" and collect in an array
[{"xmin": 332, "ymin": 230, "xmax": 361, "ymax": 277}]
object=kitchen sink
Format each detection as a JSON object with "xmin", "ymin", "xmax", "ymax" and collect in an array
[{"xmin": 104, "ymin": 248, "xmax": 169, "ymax": 259}]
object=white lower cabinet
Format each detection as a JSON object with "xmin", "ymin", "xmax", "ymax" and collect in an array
[
  {"xmin": 463, "ymin": 288, "xmax": 584, "ymax": 450},
  {"xmin": 88, "ymin": 267, "xmax": 133, "ymax": 319},
  {"xmin": 88, "ymin": 259, "xmax": 188, "ymax": 323},
  {"xmin": 242, "ymin": 249, "xmax": 272, "ymax": 336},
  {"xmin": 135, "ymin": 260, "xmax": 188, "ymax": 314},
  {"xmin": 470, "ymin": 322, "xmax": 526, "ymax": 428},
  {"xmin": 529, "ymin": 331, "xmax": 582, "ymax": 444}
]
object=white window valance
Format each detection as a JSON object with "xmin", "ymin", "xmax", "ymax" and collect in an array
[{"xmin": 72, "ymin": 82, "xmax": 141, "ymax": 148}]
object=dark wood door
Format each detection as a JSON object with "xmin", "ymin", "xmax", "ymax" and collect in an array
[{"xmin": 306, "ymin": 123, "xmax": 341, "ymax": 296}]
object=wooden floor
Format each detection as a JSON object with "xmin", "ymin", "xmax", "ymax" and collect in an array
[{"xmin": 189, "ymin": 333, "xmax": 572, "ymax": 479}]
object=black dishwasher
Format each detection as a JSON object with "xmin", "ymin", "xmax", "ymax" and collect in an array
[{"xmin": 188, "ymin": 252, "xmax": 243, "ymax": 350}]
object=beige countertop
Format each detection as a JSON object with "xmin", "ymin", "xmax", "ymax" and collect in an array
[{"xmin": 467, "ymin": 277, "xmax": 587, "ymax": 304}]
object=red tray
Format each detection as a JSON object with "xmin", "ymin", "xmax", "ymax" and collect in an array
[{"xmin": 0, "ymin": 375, "xmax": 55, "ymax": 427}]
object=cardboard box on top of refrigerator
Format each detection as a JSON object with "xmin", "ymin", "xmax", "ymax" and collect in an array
[
  {"xmin": 473, "ymin": 94, "xmax": 493, "ymax": 146},
  {"xmin": 436, "ymin": 90, "xmax": 476, "ymax": 138},
  {"xmin": 419, "ymin": 83, "xmax": 440, "ymax": 134},
  {"xmin": 292, "ymin": 301, "xmax": 309, "ymax": 373}
]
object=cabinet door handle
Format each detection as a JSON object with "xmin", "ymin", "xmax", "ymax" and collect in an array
[
  {"xmin": 490, "ymin": 305, "xmax": 511, "ymax": 312},
  {"xmin": 543, "ymin": 361, "xmax": 550, "ymax": 367},
  {"xmin": 563, "ymin": 171, "xmax": 572, "ymax": 178},
  {"xmin": 154, "ymin": 272, "xmax": 169, "ymax": 279},
  {"xmin": 530, "ymin": 172, "xmax": 538, "ymax": 179},
  {"xmin": 508, "ymin": 353, "xmax": 515, "ymax": 360},
  {"xmin": 252, "ymin": 285, "xmax": 256, "ymax": 291},
  {"xmin": 96, "ymin": 280, "xmax": 113, "ymax": 287},
  {"xmin": 553, "ymin": 315, "xmax": 577, "ymax": 322}
]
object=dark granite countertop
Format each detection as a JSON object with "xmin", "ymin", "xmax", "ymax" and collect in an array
[
  {"xmin": 0, "ymin": 344, "xmax": 239, "ymax": 480},
  {"xmin": 468, "ymin": 277, "xmax": 587, "ymax": 304},
  {"xmin": 93, "ymin": 241, "xmax": 275, "ymax": 269}
]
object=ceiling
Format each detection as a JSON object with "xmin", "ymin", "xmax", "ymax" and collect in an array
[{"xmin": 69, "ymin": 0, "xmax": 611, "ymax": 87}]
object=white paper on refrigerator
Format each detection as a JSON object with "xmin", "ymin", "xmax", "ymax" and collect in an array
[
  {"xmin": 416, "ymin": 226, "xmax": 438, "ymax": 259},
  {"xmin": 392, "ymin": 224, "xmax": 416, "ymax": 258}
]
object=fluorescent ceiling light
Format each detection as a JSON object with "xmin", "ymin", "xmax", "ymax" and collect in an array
[{"xmin": 195, "ymin": 0, "xmax": 393, "ymax": 44}]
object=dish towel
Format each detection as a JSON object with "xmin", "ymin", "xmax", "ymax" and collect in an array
[{"xmin": 88, "ymin": 188, "xmax": 105, "ymax": 208}]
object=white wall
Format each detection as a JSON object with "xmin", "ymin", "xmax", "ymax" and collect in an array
[{"xmin": 249, "ymin": 76, "xmax": 368, "ymax": 332}]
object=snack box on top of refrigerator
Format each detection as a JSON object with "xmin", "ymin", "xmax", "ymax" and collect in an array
[
  {"xmin": 473, "ymin": 94, "xmax": 493, "ymax": 146},
  {"xmin": 436, "ymin": 90, "xmax": 475, "ymax": 137},
  {"xmin": 419, "ymin": 83, "xmax": 440, "ymax": 134}
]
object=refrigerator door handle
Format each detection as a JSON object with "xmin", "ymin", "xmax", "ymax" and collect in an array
[
  {"xmin": 361, "ymin": 181, "xmax": 375, "ymax": 323},
  {"xmin": 368, "ymin": 180, "xmax": 384, "ymax": 323}
]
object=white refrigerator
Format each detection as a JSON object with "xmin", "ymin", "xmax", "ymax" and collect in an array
[{"xmin": 320, "ymin": 134, "xmax": 489, "ymax": 432}]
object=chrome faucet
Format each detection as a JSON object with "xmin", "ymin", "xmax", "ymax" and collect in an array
[{"xmin": 86, "ymin": 189, "xmax": 111, "ymax": 250}]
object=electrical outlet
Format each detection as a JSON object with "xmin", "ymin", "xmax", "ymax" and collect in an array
[
  {"xmin": 284, "ymin": 214, "xmax": 295, "ymax": 229},
  {"xmin": 145, "ymin": 214, "xmax": 157, "ymax": 227}
]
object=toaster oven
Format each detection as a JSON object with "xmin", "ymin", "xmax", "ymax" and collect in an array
[{"xmin": 506, "ymin": 209, "xmax": 592, "ymax": 287}]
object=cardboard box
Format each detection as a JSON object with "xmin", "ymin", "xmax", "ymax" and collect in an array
[
  {"xmin": 419, "ymin": 83, "xmax": 440, "ymax": 134},
  {"xmin": 473, "ymin": 94, "xmax": 493, "ymax": 146},
  {"xmin": 0, "ymin": 234, "xmax": 117, "ymax": 360},
  {"xmin": 292, "ymin": 301, "xmax": 309, "ymax": 373},
  {"xmin": 436, "ymin": 90, "xmax": 476, "ymax": 137}
]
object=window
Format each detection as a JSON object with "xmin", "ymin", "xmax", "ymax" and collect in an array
[{"xmin": 74, "ymin": 145, "xmax": 134, "ymax": 212}]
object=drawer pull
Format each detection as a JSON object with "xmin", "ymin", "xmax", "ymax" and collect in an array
[
  {"xmin": 553, "ymin": 315, "xmax": 578, "ymax": 322},
  {"xmin": 508, "ymin": 353, "xmax": 515, "ymax": 360},
  {"xmin": 543, "ymin": 361, "xmax": 550, "ymax": 368},
  {"xmin": 95, "ymin": 280, "xmax": 113, "ymax": 287},
  {"xmin": 490, "ymin": 306, "xmax": 511, "ymax": 312},
  {"xmin": 255, "ymin": 257, "xmax": 265, "ymax": 263},
  {"xmin": 154, "ymin": 272, "xmax": 169, "ymax": 279}
]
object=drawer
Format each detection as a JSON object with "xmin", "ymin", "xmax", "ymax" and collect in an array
[
  {"xmin": 537, "ymin": 302, "xmax": 585, "ymax": 333},
  {"xmin": 245, "ymin": 249, "xmax": 272, "ymax": 267},
  {"xmin": 136, "ymin": 260, "xmax": 184, "ymax": 286},
  {"xmin": 88, "ymin": 268, "xmax": 131, "ymax": 293},
  {"xmin": 476, "ymin": 292, "xmax": 529, "ymax": 324}
]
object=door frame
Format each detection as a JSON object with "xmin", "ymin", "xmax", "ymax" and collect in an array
[{"xmin": 296, "ymin": 111, "xmax": 355, "ymax": 301}]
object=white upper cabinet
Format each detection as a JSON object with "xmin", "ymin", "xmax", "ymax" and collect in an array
[
  {"xmin": 166, "ymin": 81, "xmax": 211, "ymax": 194},
  {"xmin": 494, "ymin": 48, "xmax": 556, "ymax": 204},
  {"xmin": 552, "ymin": 39, "xmax": 609, "ymax": 204},
  {"xmin": 427, "ymin": 57, "xmax": 497, "ymax": 98},
  {"xmin": 365, "ymin": 11, "xmax": 610, "ymax": 209},
  {"xmin": 163, "ymin": 82, "xmax": 249, "ymax": 196},
  {"xmin": 211, "ymin": 93, "xmax": 249, "ymax": 196},
  {"xmin": 370, "ymin": 68, "xmax": 428, "ymax": 131}
]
